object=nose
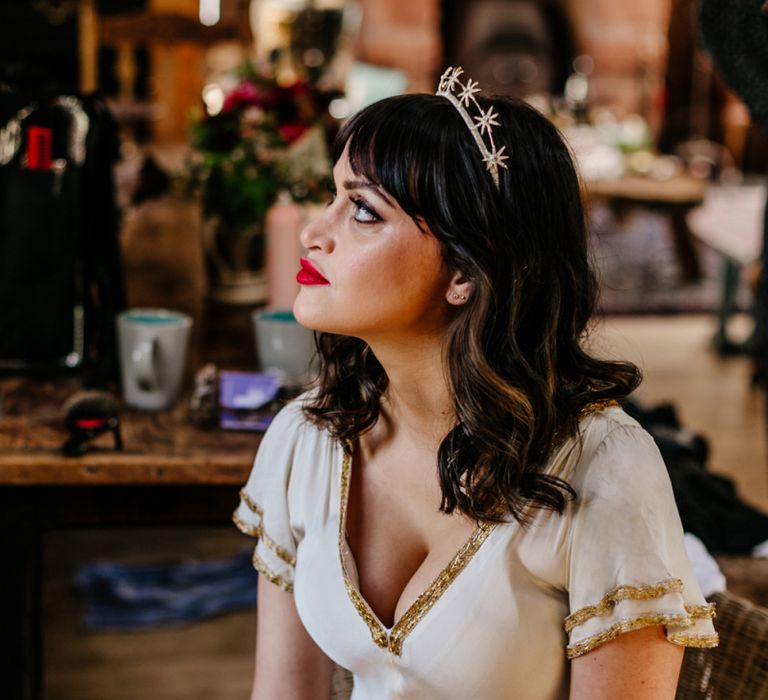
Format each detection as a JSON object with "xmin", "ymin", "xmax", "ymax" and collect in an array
[{"xmin": 299, "ymin": 208, "xmax": 334, "ymax": 253}]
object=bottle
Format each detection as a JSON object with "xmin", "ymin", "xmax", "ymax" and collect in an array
[
  {"xmin": 565, "ymin": 55, "xmax": 594, "ymax": 124},
  {"xmin": 265, "ymin": 190, "xmax": 305, "ymax": 310}
]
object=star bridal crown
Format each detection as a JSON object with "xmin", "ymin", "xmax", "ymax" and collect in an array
[{"xmin": 436, "ymin": 66, "xmax": 509, "ymax": 189}]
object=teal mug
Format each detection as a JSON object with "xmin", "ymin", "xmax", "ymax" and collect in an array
[
  {"xmin": 252, "ymin": 309, "xmax": 317, "ymax": 386},
  {"xmin": 116, "ymin": 308, "xmax": 192, "ymax": 410}
]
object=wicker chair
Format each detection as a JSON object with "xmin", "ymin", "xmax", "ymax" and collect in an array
[
  {"xmin": 677, "ymin": 591, "xmax": 768, "ymax": 699},
  {"xmin": 330, "ymin": 665, "xmax": 353, "ymax": 700}
]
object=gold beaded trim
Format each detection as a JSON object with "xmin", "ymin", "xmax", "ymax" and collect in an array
[
  {"xmin": 338, "ymin": 448, "xmax": 496, "ymax": 656},
  {"xmin": 667, "ymin": 632, "xmax": 720, "ymax": 648},
  {"xmin": 685, "ymin": 603, "xmax": 717, "ymax": 620},
  {"xmin": 548, "ymin": 399, "xmax": 621, "ymax": 477},
  {"xmin": 579, "ymin": 399, "xmax": 620, "ymax": 418},
  {"xmin": 388, "ymin": 521, "xmax": 495, "ymax": 655},
  {"xmin": 231, "ymin": 509, "xmax": 298, "ymax": 567},
  {"xmin": 232, "ymin": 510, "xmax": 261, "ymax": 537},
  {"xmin": 239, "ymin": 488, "xmax": 264, "ymax": 517},
  {"xmin": 564, "ymin": 578, "xmax": 684, "ymax": 632},
  {"xmin": 334, "ymin": 398, "xmax": 618, "ymax": 654},
  {"xmin": 252, "ymin": 550, "xmax": 294, "ymax": 594},
  {"xmin": 566, "ymin": 611, "xmax": 699, "ymax": 658},
  {"xmin": 565, "ymin": 593, "xmax": 718, "ymax": 658},
  {"xmin": 337, "ymin": 449, "xmax": 389, "ymax": 649},
  {"xmin": 233, "ymin": 492, "xmax": 297, "ymax": 567}
]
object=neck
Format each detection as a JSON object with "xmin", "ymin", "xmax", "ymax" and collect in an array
[{"xmin": 364, "ymin": 333, "xmax": 455, "ymax": 451}]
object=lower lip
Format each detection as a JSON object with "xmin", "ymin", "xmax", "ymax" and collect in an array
[{"xmin": 296, "ymin": 270, "xmax": 330, "ymax": 285}]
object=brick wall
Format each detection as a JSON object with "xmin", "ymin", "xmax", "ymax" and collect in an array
[
  {"xmin": 356, "ymin": 0, "xmax": 442, "ymax": 93},
  {"xmin": 564, "ymin": 0, "xmax": 671, "ymax": 130},
  {"xmin": 355, "ymin": 0, "xmax": 672, "ymax": 129}
]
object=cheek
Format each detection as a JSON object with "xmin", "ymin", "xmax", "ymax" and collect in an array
[
  {"xmin": 347, "ymin": 245, "xmax": 434, "ymax": 307},
  {"xmin": 294, "ymin": 232, "xmax": 449, "ymax": 333},
  {"xmin": 345, "ymin": 248, "xmax": 402, "ymax": 289}
]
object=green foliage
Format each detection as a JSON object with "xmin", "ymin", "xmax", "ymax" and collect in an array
[{"xmin": 185, "ymin": 64, "xmax": 333, "ymax": 230}]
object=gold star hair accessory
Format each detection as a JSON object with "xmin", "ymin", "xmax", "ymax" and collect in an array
[{"xmin": 436, "ymin": 66, "xmax": 509, "ymax": 188}]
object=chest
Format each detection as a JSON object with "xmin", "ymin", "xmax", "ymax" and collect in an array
[
  {"xmin": 288, "ymin": 438, "xmax": 572, "ymax": 698},
  {"xmin": 292, "ymin": 506, "xmax": 570, "ymax": 700},
  {"xmin": 343, "ymin": 441, "xmax": 479, "ymax": 627}
]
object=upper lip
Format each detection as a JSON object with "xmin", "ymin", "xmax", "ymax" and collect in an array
[{"xmin": 300, "ymin": 258, "xmax": 329, "ymax": 282}]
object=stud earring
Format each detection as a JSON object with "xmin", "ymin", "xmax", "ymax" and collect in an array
[{"xmin": 452, "ymin": 293, "xmax": 467, "ymax": 302}]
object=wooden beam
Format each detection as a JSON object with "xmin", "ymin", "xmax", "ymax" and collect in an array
[
  {"xmin": 99, "ymin": 12, "xmax": 237, "ymax": 45},
  {"xmin": 78, "ymin": 0, "xmax": 99, "ymax": 93}
]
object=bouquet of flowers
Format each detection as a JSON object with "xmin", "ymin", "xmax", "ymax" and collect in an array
[{"xmin": 186, "ymin": 64, "xmax": 333, "ymax": 232}]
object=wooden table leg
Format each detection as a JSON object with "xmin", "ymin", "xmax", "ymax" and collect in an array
[
  {"xmin": 0, "ymin": 484, "xmax": 241, "ymax": 699},
  {"xmin": 669, "ymin": 204, "xmax": 702, "ymax": 283},
  {"xmin": 1, "ymin": 491, "xmax": 43, "ymax": 700}
]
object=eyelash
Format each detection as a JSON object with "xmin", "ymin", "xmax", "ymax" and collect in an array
[
  {"xmin": 325, "ymin": 181, "xmax": 381, "ymax": 223},
  {"xmin": 350, "ymin": 196, "xmax": 381, "ymax": 224}
]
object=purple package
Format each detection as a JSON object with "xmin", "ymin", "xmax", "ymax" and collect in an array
[{"xmin": 219, "ymin": 371, "xmax": 281, "ymax": 431}]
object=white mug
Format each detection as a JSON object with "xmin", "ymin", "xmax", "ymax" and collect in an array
[
  {"xmin": 252, "ymin": 309, "xmax": 317, "ymax": 386},
  {"xmin": 117, "ymin": 308, "xmax": 192, "ymax": 411}
]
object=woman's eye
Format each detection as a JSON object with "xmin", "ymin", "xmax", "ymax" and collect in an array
[{"xmin": 351, "ymin": 197, "xmax": 380, "ymax": 224}]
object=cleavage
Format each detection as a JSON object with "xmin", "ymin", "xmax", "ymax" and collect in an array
[{"xmin": 344, "ymin": 442, "xmax": 476, "ymax": 627}]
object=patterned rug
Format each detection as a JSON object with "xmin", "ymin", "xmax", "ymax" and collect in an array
[{"xmin": 589, "ymin": 204, "xmax": 754, "ymax": 315}]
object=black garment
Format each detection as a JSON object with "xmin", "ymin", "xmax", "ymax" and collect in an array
[
  {"xmin": 699, "ymin": 0, "xmax": 768, "ymax": 132},
  {"xmin": 0, "ymin": 89, "xmax": 124, "ymax": 384},
  {"xmin": 699, "ymin": 0, "xmax": 768, "ymax": 401},
  {"xmin": 666, "ymin": 458, "xmax": 768, "ymax": 554},
  {"xmin": 622, "ymin": 398, "xmax": 768, "ymax": 553}
]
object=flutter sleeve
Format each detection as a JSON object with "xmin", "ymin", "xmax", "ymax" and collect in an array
[
  {"xmin": 564, "ymin": 422, "xmax": 719, "ymax": 659},
  {"xmin": 232, "ymin": 401, "xmax": 305, "ymax": 594}
]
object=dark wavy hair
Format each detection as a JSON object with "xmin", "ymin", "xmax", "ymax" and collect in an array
[{"xmin": 302, "ymin": 93, "xmax": 641, "ymax": 523}]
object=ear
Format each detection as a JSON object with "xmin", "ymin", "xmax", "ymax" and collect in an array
[{"xmin": 446, "ymin": 270, "xmax": 473, "ymax": 306}]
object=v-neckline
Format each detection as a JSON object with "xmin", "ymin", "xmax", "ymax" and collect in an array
[
  {"xmin": 336, "ymin": 443, "xmax": 497, "ymax": 656},
  {"xmin": 333, "ymin": 399, "xmax": 619, "ymax": 655}
]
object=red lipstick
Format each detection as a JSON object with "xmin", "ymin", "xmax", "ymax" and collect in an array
[{"xmin": 297, "ymin": 258, "xmax": 330, "ymax": 285}]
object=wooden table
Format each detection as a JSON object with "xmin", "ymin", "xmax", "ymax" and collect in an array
[
  {"xmin": 0, "ymin": 375, "xmax": 262, "ymax": 700},
  {"xmin": 586, "ymin": 173, "xmax": 708, "ymax": 282},
  {"xmin": 687, "ymin": 183, "xmax": 765, "ymax": 354}
]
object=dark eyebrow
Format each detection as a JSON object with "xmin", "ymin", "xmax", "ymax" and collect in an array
[{"xmin": 342, "ymin": 179, "xmax": 394, "ymax": 207}]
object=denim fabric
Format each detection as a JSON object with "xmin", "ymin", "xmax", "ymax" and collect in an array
[{"xmin": 75, "ymin": 548, "xmax": 257, "ymax": 629}]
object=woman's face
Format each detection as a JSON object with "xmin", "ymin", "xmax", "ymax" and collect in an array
[{"xmin": 293, "ymin": 149, "xmax": 456, "ymax": 342}]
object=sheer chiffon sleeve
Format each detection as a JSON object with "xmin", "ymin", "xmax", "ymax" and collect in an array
[
  {"xmin": 232, "ymin": 401, "xmax": 307, "ymax": 593},
  {"xmin": 565, "ymin": 423, "xmax": 719, "ymax": 658}
]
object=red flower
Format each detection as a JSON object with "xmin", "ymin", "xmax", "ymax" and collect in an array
[
  {"xmin": 278, "ymin": 123, "xmax": 309, "ymax": 144},
  {"xmin": 222, "ymin": 81, "xmax": 264, "ymax": 112}
]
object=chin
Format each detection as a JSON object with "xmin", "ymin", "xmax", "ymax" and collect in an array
[
  {"xmin": 294, "ymin": 298, "xmax": 367, "ymax": 338},
  {"xmin": 293, "ymin": 293, "xmax": 331, "ymax": 333}
]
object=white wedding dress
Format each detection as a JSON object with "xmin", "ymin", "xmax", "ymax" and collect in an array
[{"xmin": 234, "ymin": 397, "xmax": 717, "ymax": 700}]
